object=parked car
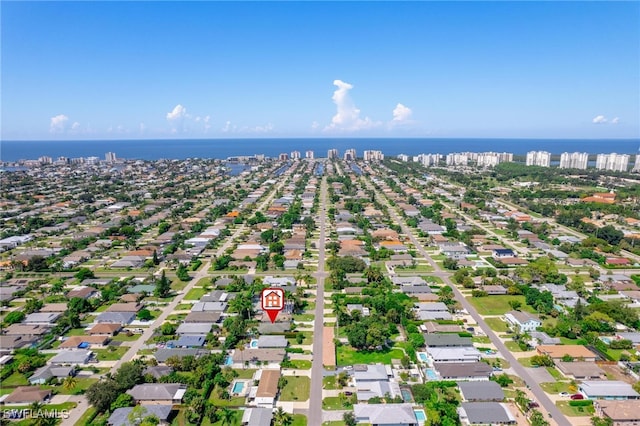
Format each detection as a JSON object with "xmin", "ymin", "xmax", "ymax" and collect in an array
[
  {"xmin": 559, "ymin": 392, "xmax": 570, "ymax": 397},
  {"xmin": 528, "ymin": 401, "xmax": 539, "ymax": 408},
  {"xmin": 570, "ymin": 394, "xmax": 584, "ymax": 400}
]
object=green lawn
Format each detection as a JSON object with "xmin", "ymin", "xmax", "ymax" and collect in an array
[
  {"xmin": 43, "ymin": 377, "xmax": 98, "ymax": 395},
  {"xmin": 184, "ymin": 287, "xmax": 207, "ymax": 300},
  {"xmin": 323, "ymin": 376, "xmax": 338, "ymax": 389},
  {"xmin": 112, "ymin": 333, "xmax": 140, "ymax": 342},
  {"xmin": 540, "ymin": 381, "xmax": 573, "ymax": 394},
  {"xmin": 336, "ymin": 346, "xmax": 404, "ymax": 366},
  {"xmin": 518, "ymin": 357, "xmax": 535, "ymax": 367},
  {"xmin": 484, "ymin": 317, "xmax": 509, "ymax": 333},
  {"xmin": 233, "ymin": 369, "xmax": 256, "ymax": 379},
  {"xmin": 287, "ymin": 332, "xmax": 313, "ymax": 345},
  {"xmin": 546, "ymin": 367, "xmax": 564, "ymax": 380},
  {"xmin": 280, "ymin": 376, "xmax": 310, "ymax": 401},
  {"xmin": 1, "ymin": 371, "xmax": 29, "ymax": 387},
  {"xmin": 208, "ymin": 389, "xmax": 246, "ymax": 407},
  {"xmin": 472, "ymin": 336, "xmax": 491, "ymax": 344},
  {"xmin": 466, "ymin": 295, "xmax": 534, "ymax": 315},
  {"xmin": 322, "ymin": 395, "xmax": 353, "ymax": 410},
  {"xmin": 94, "ymin": 346, "xmax": 128, "ymax": 361},
  {"xmin": 66, "ymin": 328, "xmax": 88, "ymax": 336},
  {"xmin": 75, "ymin": 406, "xmax": 98, "ymax": 426},
  {"xmin": 292, "ymin": 414, "xmax": 307, "ymax": 426},
  {"xmin": 556, "ymin": 401, "xmax": 594, "ymax": 417},
  {"xmin": 504, "ymin": 341, "xmax": 525, "ymax": 352},
  {"xmin": 293, "ymin": 313, "xmax": 315, "ymax": 321}
]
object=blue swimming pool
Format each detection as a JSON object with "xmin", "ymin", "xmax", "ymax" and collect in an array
[
  {"xmin": 232, "ymin": 381, "xmax": 244, "ymax": 393},
  {"xmin": 418, "ymin": 352, "xmax": 428, "ymax": 362},
  {"xmin": 224, "ymin": 356, "xmax": 233, "ymax": 366},
  {"xmin": 414, "ymin": 409, "xmax": 426, "ymax": 422},
  {"xmin": 250, "ymin": 339, "xmax": 258, "ymax": 348},
  {"xmin": 425, "ymin": 369, "xmax": 438, "ymax": 380},
  {"xmin": 601, "ymin": 337, "xmax": 612, "ymax": 344},
  {"xmin": 401, "ymin": 389, "xmax": 412, "ymax": 402}
]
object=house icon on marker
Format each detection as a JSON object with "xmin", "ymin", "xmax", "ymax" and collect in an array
[{"xmin": 264, "ymin": 290, "xmax": 282, "ymax": 308}]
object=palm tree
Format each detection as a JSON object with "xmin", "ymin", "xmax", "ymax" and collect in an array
[
  {"xmin": 62, "ymin": 375, "xmax": 77, "ymax": 392},
  {"xmin": 273, "ymin": 407, "xmax": 293, "ymax": 426},
  {"xmin": 219, "ymin": 407, "xmax": 235, "ymax": 426}
]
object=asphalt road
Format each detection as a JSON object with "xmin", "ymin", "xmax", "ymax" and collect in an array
[
  {"xmin": 367, "ymin": 176, "xmax": 570, "ymax": 426},
  {"xmin": 308, "ymin": 175, "xmax": 328, "ymax": 426}
]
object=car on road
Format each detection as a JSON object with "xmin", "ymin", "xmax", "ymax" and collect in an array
[
  {"xmin": 344, "ymin": 366, "xmax": 353, "ymax": 370},
  {"xmin": 558, "ymin": 392, "xmax": 570, "ymax": 397}
]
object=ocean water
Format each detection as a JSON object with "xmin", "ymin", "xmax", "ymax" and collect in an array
[{"xmin": 1, "ymin": 138, "xmax": 638, "ymax": 162}]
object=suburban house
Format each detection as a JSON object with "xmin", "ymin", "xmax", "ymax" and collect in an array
[
  {"xmin": 536, "ymin": 345, "xmax": 598, "ymax": 362},
  {"xmin": 49, "ymin": 350, "xmax": 96, "ymax": 365},
  {"xmin": 492, "ymin": 249, "xmax": 516, "ymax": 259},
  {"xmin": 353, "ymin": 364, "xmax": 400, "ymax": 401},
  {"xmin": 353, "ymin": 403, "xmax": 418, "ymax": 425},
  {"xmin": 87, "ymin": 323, "xmax": 122, "ymax": 336},
  {"xmin": 154, "ymin": 348, "xmax": 209, "ymax": 364},
  {"xmin": 434, "ymin": 362, "xmax": 493, "ymax": 381},
  {"xmin": 457, "ymin": 402, "xmax": 516, "ymax": 425},
  {"xmin": 458, "ymin": 381, "xmax": 505, "ymax": 401},
  {"xmin": 579, "ymin": 381, "xmax": 640, "ymax": 400},
  {"xmin": 504, "ymin": 310, "xmax": 541, "ymax": 332},
  {"xmin": 426, "ymin": 347, "xmax": 482, "ymax": 364},
  {"xmin": 2, "ymin": 386, "xmax": 52, "ymax": 405},
  {"xmin": 108, "ymin": 405, "xmax": 174, "ymax": 426},
  {"xmin": 556, "ymin": 362, "xmax": 606, "ymax": 380},
  {"xmin": 256, "ymin": 335, "xmax": 288, "ymax": 348},
  {"xmin": 127, "ymin": 384, "xmax": 187, "ymax": 405},
  {"xmin": 241, "ymin": 407, "xmax": 273, "ymax": 426},
  {"xmin": 594, "ymin": 400, "xmax": 640, "ymax": 425},
  {"xmin": 414, "ymin": 302, "xmax": 453, "ymax": 321},
  {"xmin": 253, "ymin": 369, "xmax": 280, "ymax": 408},
  {"xmin": 29, "ymin": 365, "xmax": 75, "ymax": 385},
  {"xmin": 425, "ymin": 334, "xmax": 472, "ymax": 348},
  {"xmin": 231, "ymin": 348, "xmax": 286, "ymax": 367}
]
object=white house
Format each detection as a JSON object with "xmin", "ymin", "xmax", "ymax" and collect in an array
[{"xmin": 504, "ymin": 310, "xmax": 541, "ymax": 332}]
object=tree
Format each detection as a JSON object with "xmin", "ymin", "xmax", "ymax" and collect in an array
[
  {"xmin": 273, "ymin": 407, "xmax": 293, "ymax": 426},
  {"xmin": 590, "ymin": 417, "xmax": 613, "ymax": 426},
  {"xmin": 161, "ymin": 322, "xmax": 176, "ymax": 335},
  {"xmin": 3, "ymin": 311, "xmax": 25, "ymax": 325},
  {"xmin": 154, "ymin": 270, "xmax": 171, "ymax": 298},
  {"xmin": 113, "ymin": 361, "xmax": 144, "ymax": 391},
  {"xmin": 137, "ymin": 308, "xmax": 153, "ymax": 321},
  {"xmin": 24, "ymin": 298, "xmax": 43, "ymax": 314},
  {"xmin": 110, "ymin": 393, "xmax": 134, "ymax": 411},
  {"xmin": 86, "ymin": 379, "xmax": 120, "ymax": 412},
  {"xmin": 343, "ymin": 411, "xmax": 357, "ymax": 426},
  {"xmin": 74, "ymin": 267, "xmax": 95, "ymax": 281},
  {"xmin": 364, "ymin": 265, "xmax": 384, "ymax": 283},
  {"xmin": 508, "ymin": 300, "xmax": 522, "ymax": 311},
  {"xmin": 176, "ymin": 263, "xmax": 190, "ymax": 281},
  {"xmin": 443, "ymin": 258, "xmax": 459, "ymax": 270},
  {"xmin": 62, "ymin": 375, "xmax": 77, "ymax": 392},
  {"xmin": 219, "ymin": 408, "xmax": 235, "ymax": 426}
]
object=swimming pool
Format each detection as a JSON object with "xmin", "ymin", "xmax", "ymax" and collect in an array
[
  {"xmin": 414, "ymin": 409, "xmax": 426, "ymax": 422},
  {"xmin": 601, "ymin": 337, "xmax": 612, "ymax": 344},
  {"xmin": 250, "ymin": 339, "xmax": 259, "ymax": 348},
  {"xmin": 417, "ymin": 352, "xmax": 429, "ymax": 362},
  {"xmin": 401, "ymin": 389, "xmax": 413, "ymax": 402},
  {"xmin": 425, "ymin": 368, "xmax": 438, "ymax": 380},
  {"xmin": 232, "ymin": 381, "xmax": 244, "ymax": 394},
  {"xmin": 224, "ymin": 356, "xmax": 233, "ymax": 366}
]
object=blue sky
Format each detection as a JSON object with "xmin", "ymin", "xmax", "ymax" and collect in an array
[{"xmin": 2, "ymin": 1, "xmax": 639, "ymax": 140}]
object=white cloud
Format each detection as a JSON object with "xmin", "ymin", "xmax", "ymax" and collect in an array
[
  {"xmin": 49, "ymin": 114, "xmax": 69, "ymax": 133},
  {"xmin": 167, "ymin": 104, "xmax": 187, "ymax": 121},
  {"xmin": 251, "ymin": 123, "xmax": 274, "ymax": 133},
  {"xmin": 392, "ymin": 103, "xmax": 413, "ymax": 122},
  {"xmin": 592, "ymin": 115, "xmax": 621, "ymax": 125},
  {"xmin": 324, "ymin": 80, "xmax": 380, "ymax": 132},
  {"xmin": 203, "ymin": 115, "xmax": 211, "ymax": 132},
  {"xmin": 222, "ymin": 121, "xmax": 234, "ymax": 133}
]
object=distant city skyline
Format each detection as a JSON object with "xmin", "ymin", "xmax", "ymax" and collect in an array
[{"xmin": 2, "ymin": 2, "xmax": 639, "ymax": 140}]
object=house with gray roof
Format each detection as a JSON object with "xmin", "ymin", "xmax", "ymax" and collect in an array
[
  {"xmin": 176, "ymin": 322, "xmax": 213, "ymax": 335},
  {"xmin": 427, "ymin": 347, "xmax": 482, "ymax": 364},
  {"xmin": 263, "ymin": 276, "xmax": 296, "ymax": 287},
  {"xmin": 127, "ymin": 384, "xmax": 187, "ymax": 404},
  {"xmin": 154, "ymin": 348, "xmax": 209, "ymax": 363},
  {"xmin": 353, "ymin": 403, "xmax": 418, "ymax": 425},
  {"xmin": 168, "ymin": 335, "xmax": 206, "ymax": 348},
  {"xmin": 556, "ymin": 362, "xmax": 605, "ymax": 380},
  {"xmin": 184, "ymin": 311, "xmax": 221, "ymax": 323},
  {"xmin": 241, "ymin": 407, "xmax": 273, "ymax": 426},
  {"xmin": 144, "ymin": 365, "xmax": 173, "ymax": 380},
  {"xmin": 458, "ymin": 381, "xmax": 504, "ymax": 401},
  {"xmin": 191, "ymin": 301, "xmax": 227, "ymax": 312},
  {"xmin": 458, "ymin": 402, "xmax": 516, "ymax": 425},
  {"xmin": 434, "ymin": 362, "xmax": 493, "ymax": 381},
  {"xmin": 579, "ymin": 381, "xmax": 640, "ymax": 400},
  {"xmin": 95, "ymin": 311, "xmax": 135, "ymax": 325},
  {"xmin": 23, "ymin": 312, "xmax": 61, "ymax": 324},
  {"xmin": 425, "ymin": 334, "xmax": 472, "ymax": 348},
  {"xmin": 391, "ymin": 276, "xmax": 427, "ymax": 286},
  {"xmin": 108, "ymin": 405, "xmax": 174, "ymax": 426},
  {"xmin": 257, "ymin": 335, "xmax": 288, "ymax": 348},
  {"xmin": 257, "ymin": 321, "xmax": 291, "ymax": 334},
  {"xmin": 49, "ymin": 350, "xmax": 95, "ymax": 365},
  {"xmin": 29, "ymin": 365, "xmax": 75, "ymax": 385},
  {"xmin": 504, "ymin": 310, "xmax": 541, "ymax": 332}
]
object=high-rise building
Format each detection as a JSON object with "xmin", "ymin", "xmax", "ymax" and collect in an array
[
  {"xmin": 105, "ymin": 152, "xmax": 117, "ymax": 163},
  {"xmin": 290, "ymin": 151, "xmax": 301, "ymax": 160},
  {"xmin": 327, "ymin": 149, "xmax": 338, "ymax": 159},
  {"xmin": 86, "ymin": 156, "xmax": 100, "ymax": 165},
  {"xmin": 363, "ymin": 150, "xmax": 384, "ymax": 162},
  {"xmin": 415, "ymin": 153, "xmax": 442, "ymax": 166},
  {"xmin": 632, "ymin": 154, "xmax": 640, "ymax": 173},
  {"xmin": 397, "ymin": 154, "xmax": 409, "ymax": 162},
  {"xmin": 526, "ymin": 151, "xmax": 551, "ymax": 167},
  {"xmin": 596, "ymin": 153, "xmax": 629, "ymax": 172},
  {"xmin": 343, "ymin": 149, "xmax": 356, "ymax": 161},
  {"xmin": 278, "ymin": 153, "xmax": 289, "ymax": 161},
  {"xmin": 38, "ymin": 156, "xmax": 52, "ymax": 165},
  {"xmin": 446, "ymin": 153, "xmax": 468, "ymax": 166},
  {"xmin": 559, "ymin": 152, "xmax": 588, "ymax": 170},
  {"xmin": 305, "ymin": 150, "xmax": 314, "ymax": 159}
]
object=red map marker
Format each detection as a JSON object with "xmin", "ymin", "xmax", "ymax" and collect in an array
[{"xmin": 261, "ymin": 287, "xmax": 285, "ymax": 323}]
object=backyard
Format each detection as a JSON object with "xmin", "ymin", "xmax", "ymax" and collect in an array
[{"xmin": 467, "ymin": 295, "xmax": 534, "ymax": 315}]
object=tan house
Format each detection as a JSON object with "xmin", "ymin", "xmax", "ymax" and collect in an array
[{"xmin": 537, "ymin": 345, "xmax": 598, "ymax": 361}]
